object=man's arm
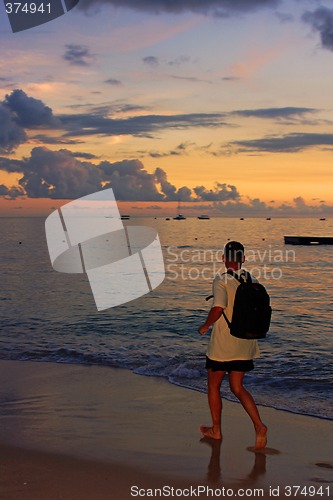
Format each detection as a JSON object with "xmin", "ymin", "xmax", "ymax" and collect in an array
[{"xmin": 198, "ymin": 306, "xmax": 223, "ymax": 335}]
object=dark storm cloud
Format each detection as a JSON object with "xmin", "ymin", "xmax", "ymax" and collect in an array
[
  {"xmin": 4, "ymin": 89, "xmax": 59, "ymax": 128},
  {"xmin": 232, "ymin": 133, "xmax": 333, "ymax": 153},
  {"xmin": 63, "ymin": 44, "xmax": 95, "ymax": 66},
  {"xmin": 302, "ymin": 7, "xmax": 333, "ymax": 52},
  {"xmin": 78, "ymin": 0, "xmax": 281, "ymax": 17}
]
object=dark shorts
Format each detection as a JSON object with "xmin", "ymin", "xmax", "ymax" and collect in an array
[{"xmin": 205, "ymin": 356, "xmax": 254, "ymax": 373}]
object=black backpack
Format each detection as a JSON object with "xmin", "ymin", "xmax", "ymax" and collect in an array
[{"xmin": 222, "ymin": 270, "xmax": 272, "ymax": 340}]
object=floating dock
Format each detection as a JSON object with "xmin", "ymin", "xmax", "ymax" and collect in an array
[{"xmin": 284, "ymin": 236, "xmax": 333, "ymax": 245}]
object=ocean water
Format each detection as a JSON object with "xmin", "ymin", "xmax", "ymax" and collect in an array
[{"xmin": 0, "ymin": 216, "xmax": 332, "ymax": 420}]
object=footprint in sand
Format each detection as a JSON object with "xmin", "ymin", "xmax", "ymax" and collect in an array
[
  {"xmin": 310, "ymin": 462, "xmax": 333, "ymax": 485},
  {"xmin": 310, "ymin": 478, "xmax": 332, "ymax": 484},
  {"xmin": 315, "ymin": 462, "xmax": 333, "ymax": 470}
]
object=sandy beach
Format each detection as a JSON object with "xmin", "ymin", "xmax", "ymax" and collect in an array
[{"xmin": 0, "ymin": 359, "xmax": 332, "ymax": 499}]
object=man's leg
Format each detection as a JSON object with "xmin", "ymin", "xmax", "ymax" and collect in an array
[
  {"xmin": 229, "ymin": 371, "xmax": 267, "ymax": 449},
  {"xmin": 200, "ymin": 369, "xmax": 226, "ymax": 440}
]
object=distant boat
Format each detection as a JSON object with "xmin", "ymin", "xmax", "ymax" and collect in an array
[
  {"xmin": 198, "ymin": 215, "xmax": 210, "ymax": 220},
  {"xmin": 319, "ymin": 218, "xmax": 326, "ymax": 221},
  {"xmin": 173, "ymin": 200, "xmax": 186, "ymax": 220},
  {"xmin": 266, "ymin": 217, "xmax": 271, "ymax": 220},
  {"xmin": 240, "ymin": 217, "xmax": 244, "ymax": 220},
  {"xmin": 120, "ymin": 215, "xmax": 130, "ymax": 220},
  {"xmin": 284, "ymin": 236, "xmax": 333, "ymax": 245},
  {"xmin": 165, "ymin": 217, "xmax": 170, "ymax": 221}
]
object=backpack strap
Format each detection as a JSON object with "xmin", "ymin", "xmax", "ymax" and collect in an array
[
  {"xmin": 221, "ymin": 309, "xmax": 231, "ymax": 329},
  {"xmin": 227, "ymin": 268, "xmax": 252, "ymax": 283},
  {"xmin": 205, "ymin": 270, "xmax": 251, "ymax": 308},
  {"xmin": 222, "ymin": 269, "xmax": 252, "ymax": 329}
]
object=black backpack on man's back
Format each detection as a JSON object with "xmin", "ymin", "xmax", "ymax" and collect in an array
[{"xmin": 222, "ymin": 270, "xmax": 272, "ymax": 340}]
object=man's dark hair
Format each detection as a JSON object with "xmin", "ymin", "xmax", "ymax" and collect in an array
[{"xmin": 224, "ymin": 241, "xmax": 244, "ymax": 263}]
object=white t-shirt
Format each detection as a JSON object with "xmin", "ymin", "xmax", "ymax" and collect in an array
[{"xmin": 206, "ymin": 270, "xmax": 260, "ymax": 362}]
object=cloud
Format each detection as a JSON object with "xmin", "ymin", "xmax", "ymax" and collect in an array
[
  {"xmin": 0, "ymin": 157, "xmax": 25, "ymax": 173},
  {"xmin": 148, "ymin": 149, "xmax": 183, "ymax": 158},
  {"xmin": 170, "ymin": 75, "xmax": 213, "ymax": 83},
  {"xmin": 275, "ymin": 11, "xmax": 294, "ymax": 23},
  {"xmin": 9, "ymin": 147, "xmax": 103, "ymax": 199},
  {"xmin": 80, "ymin": 102, "xmax": 149, "ymax": 116},
  {"xmin": 105, "ymin": 78, "xmax": 122, "ymax": 86},
  {"xmin": 63, "ymin": 44, "xmax": 95, "ymax": 66},
  {"xmin": 205, "ymin": 197, "xmax": 333, "ymax": 216},
  {"xmin": 142, "ymin": 141, "xmax": 195, "ymax": 158},
  {"xmin": 0, "ymin": 103, "xmax": 27, "ymax": 154},
  {"xmin": 31, "ymin": 135, "xmax": 84, "ymax": 145},
  {"xmin": 0, "ymin": 148, "xmax": 165, "ymax": 201},
  {"xmin": 71, "ymin": 151, "xmax": 99, "ymax": 159},
  {"xmin": 231, "ymin": 133, "xmax": 333, "ymax": 153},
  {"xmin": 57, "ymin": 103, "xmax": 324, "ymax": 144},
  {"xmin": 0, "ymin": 146, "xmax": 236, "ymax": 203},
  {"xmin": 1, "ymin": 148, "xmax": 333, "ymax": 215},
  {"xmin": 168, "ymin": 55, "xmax": 191, "ymax": 66},
  {"xmin": 0, "ymin": 184, "xmax": 25, "ymax": 200},
  {"xmin": 275, "ymin": 198, "xmax": 333, "ymax": 215},
  {"xmin": 0, "ymin": 89, "xmax": 61, "ymax": 153},
  {"xmin": 231, "ymin": 107, "xmax": 317, "ymax": 120},
  {"xmin": 302, "ymin": 7, "xmax": 333, "ymax": 52},
  {"xmin": 100, "ymin": 159, "xmax": 164, "ymax": 201},
  {"xmin": 193, "ymin": 183, "xmax": 240, "ymax": 201},
  {"xmin": 4, "ymin": 90, "xmax": 319, "ymax": 152},
  {"xmin": 60, "ymin": 111, "xmax": 229, "ymax": 138},
  {"xmin": 4, "ymin": 89, "xmax": 59, "ymax": 128},
  {"xmin": 154, "ymin": 167, "xmax": 178, "ymax": 200},
  {"xmin": 143, "ymin": 56, "xmax": 159, "ymax": 67},
  {"xmin": 221, "ymin": 76, "xmax": 240, "ymax": 81},
  {"xmin": 78, "ymin": 0, "xmax": 281, "ymax": 17}
]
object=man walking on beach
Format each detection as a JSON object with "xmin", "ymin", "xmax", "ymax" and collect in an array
[{"xmin": 198, "ymin": 241, "xmax": 267, "ymax": 449}]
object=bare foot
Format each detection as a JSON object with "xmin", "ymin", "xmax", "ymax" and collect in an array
[
  {"xmin": 200, "ymin": 425, "xmax": 222, "ymax": 440},
  {"xmin": 255, "ymin": 424, "xmax": 267, "ymax": 450}
]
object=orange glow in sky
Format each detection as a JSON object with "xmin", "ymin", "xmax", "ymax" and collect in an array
[{"xmin": 1, "ymin": 1, "xmax": 333, "ymax": 216}]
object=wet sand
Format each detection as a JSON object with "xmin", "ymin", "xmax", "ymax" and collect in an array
[{"xmin": 0, "ymin": 360, "xmax": 332, "ymax": 499}]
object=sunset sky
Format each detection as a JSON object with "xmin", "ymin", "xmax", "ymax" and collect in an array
[{"xmin": 1, "ymin": 0, "xmax": 333, "ymax": 216}]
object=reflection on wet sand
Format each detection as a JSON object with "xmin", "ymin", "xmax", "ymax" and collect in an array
[{"xmin": 201, "ymin": 436, "xmax": 280, "ymax": 487}]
